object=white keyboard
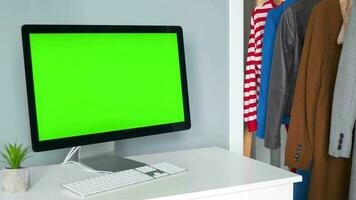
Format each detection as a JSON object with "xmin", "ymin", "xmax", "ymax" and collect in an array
[{"xmin": 62, "ymin": 162, "xmax": 187, "ymax": 198}]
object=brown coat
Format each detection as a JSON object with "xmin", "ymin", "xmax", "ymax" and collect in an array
[{"xmin": 285, "ymin": 0, "xmax": 352, "ymax": 199}]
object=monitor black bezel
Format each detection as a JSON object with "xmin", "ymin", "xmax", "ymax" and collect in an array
[{"xmin": 22, "ymin": 25, "xmax": 191, "ymax": 152}]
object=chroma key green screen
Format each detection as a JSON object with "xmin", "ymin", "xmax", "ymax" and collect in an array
[{"xmin": 29, "ymin": 33, "xmax": 185, "ymax": 141}]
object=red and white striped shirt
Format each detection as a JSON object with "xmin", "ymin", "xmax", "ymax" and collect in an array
[{"xmin": 244, "ymin": 0, "xmax": 276, "ymax": 132}]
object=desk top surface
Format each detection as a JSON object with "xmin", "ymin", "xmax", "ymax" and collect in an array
[{"xmin": 0, "ymin": 147, "xmax": 301, "ymax": 200}]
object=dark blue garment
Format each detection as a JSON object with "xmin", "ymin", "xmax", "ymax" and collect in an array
[
  {"xmin": 294, "ymin": 169, "xmax": 311, "ymax": 200},
  {"xmin": 256, "ymin": 0, "xmax": 296, "ymax": 138}
]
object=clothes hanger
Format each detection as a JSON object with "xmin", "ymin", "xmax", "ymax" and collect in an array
[
  {"xmin": 274, "ymin": 0, "xmax": 284, "ymax": 6},
  {"xmin": 256, "ymin": 0, "xmax": 282, "ymax": 6},
  {"xmin": 338, "ymin": 0, "xmax": 352, "ymax": 44}
]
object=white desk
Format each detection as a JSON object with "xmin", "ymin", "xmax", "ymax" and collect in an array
[{"xmin": 0, "ymin": 147, "xmax": 301, "ymax": 200}]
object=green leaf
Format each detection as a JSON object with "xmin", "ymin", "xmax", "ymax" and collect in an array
[{"xmin": 0, "ymin": 142, "xmax": 31, "ymax": 169}]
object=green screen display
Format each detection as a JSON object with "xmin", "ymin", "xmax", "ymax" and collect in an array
[{"xmin": 29, "ymin": 33, "xmax": 185, "ymax": 141}]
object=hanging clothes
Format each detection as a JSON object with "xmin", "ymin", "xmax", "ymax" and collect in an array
[
  {"xmin": 260, "ymin": 1, "xmax": 318, "ymax": 199},
  {"xmin": 263, "ymin": 0, "xmax": 320, "ymax": 149},
  {"xmin": 243, "ymin": 0, "xmax": 277, "ymax": 132},
  {"xmin": 285, "ymin": 0, "xmax": 352, "ymax": 199},
  {"xmin": 329, "ymin": 0, "xmax": 356, "ymax": 199},
  {"xmin": 256, "ymin": 0, "xmax": 296, "ymax": 139}
]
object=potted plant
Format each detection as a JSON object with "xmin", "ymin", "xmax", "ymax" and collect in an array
[{"xmin": 0, "ymin": 143, "xmax": 31, "ymax": 193}]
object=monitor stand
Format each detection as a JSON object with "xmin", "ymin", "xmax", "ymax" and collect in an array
[
  {"xmin": 80, "ymin": 153, "xmax": 146, "ymax": 172},
  {"xmin": 64, "ymin": 146, "xmax": 147, "ymax": 172}
]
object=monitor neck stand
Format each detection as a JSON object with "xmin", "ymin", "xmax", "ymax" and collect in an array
[{"xmin": 62, "ymin": 146, "xmax": 147, "ymax": 172}]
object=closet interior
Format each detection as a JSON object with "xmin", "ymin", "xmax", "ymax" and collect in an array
[{"xmin": 242, "ymin": 0, "xmax": 355, "ymax": 199}]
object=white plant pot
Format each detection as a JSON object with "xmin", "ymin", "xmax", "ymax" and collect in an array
[{"xmin": 2, "ymin": 168, "xmax": 29, "ymax": 193}]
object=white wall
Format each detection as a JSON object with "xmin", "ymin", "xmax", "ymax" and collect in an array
[
  {"xmin": 0, "ymin": 0, "xmax": 232, "ymax": 166},
  {"xmin": 229, "ymin": 0, "xmax": 245, "ymax": 155}
]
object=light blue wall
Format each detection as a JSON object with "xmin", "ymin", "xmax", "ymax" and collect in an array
[
  {"xmin": 0, "ymin": 0, "xmax": 229, "ymax": 167},
  {"xmin": 114, "ymin": 0, "xmax": 230, "ymax": 156}
]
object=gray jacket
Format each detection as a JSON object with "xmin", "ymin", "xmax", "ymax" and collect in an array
[
  {"xmin": 329, "ymin": 0, "xmax": 356, "ymax": 199},
  {"xmin": 264, "ymin": 0, "xmax": 320, "ymax": 149},
  {"xmin": 329, "ymin": 1, "xmax": 355, "ymax": 159}
]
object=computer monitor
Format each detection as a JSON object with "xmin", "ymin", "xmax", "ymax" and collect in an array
[{"xmin": 21, "ymin": 25, "xmax": 191, "ymax": 153}]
